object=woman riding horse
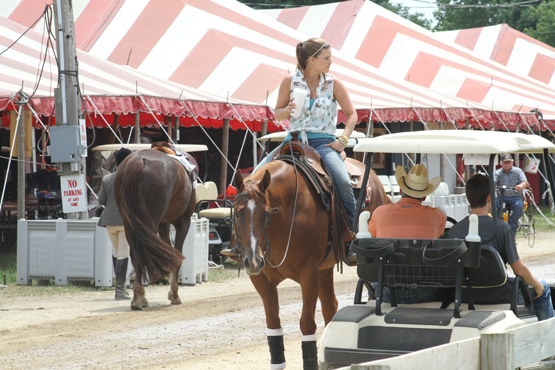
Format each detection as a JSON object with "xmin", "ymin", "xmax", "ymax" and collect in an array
[{"xmin": 223, "ymin": 37, "xmax": 358, "ymax": 263}]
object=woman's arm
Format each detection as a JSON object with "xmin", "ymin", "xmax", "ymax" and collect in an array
[
  {"xmin": 327, "ymin": 77, "xmax": 357, "ymax": 152},
  {"xmin": 274, "ymin": 75, "xmax": 294, "ymax": 122}
]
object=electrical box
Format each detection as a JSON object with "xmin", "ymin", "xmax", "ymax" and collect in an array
[{"xmin": 48, "ymin": 125, "xmax": 81, "ymax": 162}]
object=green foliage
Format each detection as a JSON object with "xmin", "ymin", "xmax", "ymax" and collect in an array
[
  {"xmin": 0, "ymin": 253, "xmax": 16, "ymax": 285},
  {"xmin": 238, "ymin": 0, "xmax": 433, "ymax": 30},
  {"xmin": 525, "ymin": 1, "xmax": 555, "ymax": 47}
]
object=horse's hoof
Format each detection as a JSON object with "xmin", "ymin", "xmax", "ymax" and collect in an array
[
  {"xmin": 141, "ymin": 297, "xmax": 149, "ymax": 307},
  {"xmin": 131, "ymin": 302, "xmax": 142, "ymax": 310},
  {"xmin": 171, "ymin": 297, "xmax": 182, "ymax": 305}
]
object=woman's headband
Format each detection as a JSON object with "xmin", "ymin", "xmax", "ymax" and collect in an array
[{"xmin": 304, "ymin": 42, "xmax": 329, "ymax": 63}]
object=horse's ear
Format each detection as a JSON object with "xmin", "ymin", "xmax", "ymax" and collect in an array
[
  {"xmin": 258, "ymin": 170, "xmax": 271, "ymax": 193},
  {"xmin": 233, "ymin": 170, "xmax": 244, "ymax": 191}
]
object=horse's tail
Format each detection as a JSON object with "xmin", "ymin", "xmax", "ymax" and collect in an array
[{"xmin": 118, "ymin": 156, "xmax": 184, "ymax": 282}]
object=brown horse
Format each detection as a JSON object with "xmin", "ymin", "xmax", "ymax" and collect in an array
[
  {"xmin": 114, "ymin": 150, "xmax": 196, "ymax": 310},
  {"xmin": 231, "ymin": 158, "xmax": 388, "ymax": 369}
]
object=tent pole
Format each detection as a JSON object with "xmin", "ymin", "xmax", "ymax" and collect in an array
[
  {"xmin": 220, "ymin": 119, "xmax": 230, "ymax": 195},
  {"xmin": 258, "ymin": 120, "xmax": 267, "ymax": 162},
  {"xmin": 18, "ymin": 109, "xmax": 25, "ymax": 220},
  {"xmin": 464, "ymin": 118, "xmax": 470, "ymax": 182},
  {"xmin": 134, "ymin": 113, "xmax": 140, "ymax": 143}
]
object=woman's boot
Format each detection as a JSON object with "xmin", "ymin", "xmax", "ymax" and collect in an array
[{"xmin": 115, "ymin": 258, "xmax": 131, "ymax": 300}]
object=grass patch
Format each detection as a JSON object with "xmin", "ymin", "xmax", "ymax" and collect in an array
[
  {"xmin": 529, "ymin": 205, "xmax": 555, "ymax": 232},
  {"xmin": 208, "ymin": 259, "xmax": 243, "ymax": 283},
  {"xmin": 0, "ymin": 253, "xmax": 16, "ymax": 285}
]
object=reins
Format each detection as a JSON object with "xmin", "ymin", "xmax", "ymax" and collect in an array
[{"xmin": 235, "ymin": 140, "xmax": 300, "ymax": 269}]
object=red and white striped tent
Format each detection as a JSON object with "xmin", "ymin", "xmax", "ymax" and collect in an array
[
  {"xmin": 261, "ymin": 0, "xmax": 555, "ymax": 129},
  {"xmin": 0, "ymin": 0, "xmax": 539, "ymax": 128},
  {"xmin": 0, "ymin": 14, "xmax": 276, "ymax": 131},
  {"xmin": 439, "ymin": 24, "xmax": 555, "ymax": 89}
]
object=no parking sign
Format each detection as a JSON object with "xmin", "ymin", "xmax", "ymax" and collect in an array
[{"xmin": 60, "ymin": 174, "xmax": 88, "ymax": 213}]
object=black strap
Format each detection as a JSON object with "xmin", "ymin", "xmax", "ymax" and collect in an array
[{"xmin": 422, "ymin": 240, "xmax": 467, "ymax": 266}]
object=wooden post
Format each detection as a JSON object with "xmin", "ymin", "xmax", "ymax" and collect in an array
[
  {"xmin": 220, "ymin": 119, "xmax": 230, "ymax": 195},
  {"xmin": 167, "ymin": 115, "xmax": 173, "ymax": 142},
  {"xmin": 17, "ymin": 109, "xmax": 25, "ymax": 220},
  {"xmin": 134, "ymin": 112, "xmax": 140, "ymax": 143},
  {"xmin": 439, "ymin": 122, "xmax": 445, "ymax": 181},
  {"xmin": 481, "ymin": 332, "xmax": 514, "ymax": 370},
  {"xmin": 515, "ymin": 123, "xmax": 520, "ymax": 168},
  {"xmin": 174, "ymin": 116, "xmax": 180, "ymax": 143},
  {"xmin": 258, "ymin": 120, "xmax": 267, "ymax": 161},
  {"xmin": 464, "ymin": 118, "xmax": 470, "ymax": 181}
]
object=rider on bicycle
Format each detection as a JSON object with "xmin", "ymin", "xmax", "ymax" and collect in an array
[{"xmin": 494, "ymin": 154, "xmax": 530, "ymax": 237}]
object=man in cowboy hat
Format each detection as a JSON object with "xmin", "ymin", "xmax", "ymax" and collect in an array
[{"xmin": 368, "ymin": 164, "xmax": 447, "ymax": 303}]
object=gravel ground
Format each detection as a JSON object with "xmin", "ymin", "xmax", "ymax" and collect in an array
[{"xmin": 0, "ymin": 231, "xmax": 553, "ymax": 370}]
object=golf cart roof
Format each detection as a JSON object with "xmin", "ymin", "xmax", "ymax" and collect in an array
[
  {"xmin": 258, "ymin": 129, "xmax": 366, "ymax": 142},
  {"xmin": 91, "ymin": 143, "xmax": 208, "ymax": 152},
  {"xmin": 353, "ymin": 130, "xmax": 555, "ymax": 155}
]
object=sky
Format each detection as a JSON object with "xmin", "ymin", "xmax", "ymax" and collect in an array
[{"xmin": 397, "ymin": 0, "xmax": 438, "ymax": 23}]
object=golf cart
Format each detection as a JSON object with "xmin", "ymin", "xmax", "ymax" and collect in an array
[{"xmin": 319, "ymin": 130, "xmax": 555, "ymax": 369}]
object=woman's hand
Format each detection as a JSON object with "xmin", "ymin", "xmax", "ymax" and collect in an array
[
  {"xmin": 287, "ymin": 97, "xmax": 296, "ymax": 117},
  {"xmin": 326, "ymin": 140, "xmax": 346, "ymax": 153}
]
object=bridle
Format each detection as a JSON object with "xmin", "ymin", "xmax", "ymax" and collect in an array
[
  {"xmin": 233, "ymin": 147, "xmax": 299, "ymax": 268},
  {"xmin": 233, "ymin": 187, "xmax": 278, "ymax": 262}
]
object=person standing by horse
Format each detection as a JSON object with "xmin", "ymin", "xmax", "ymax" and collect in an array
[
  {"xmin": 97, "ymin": 148, "xmax": 133, "ymax": 300},
  {"xmin": 222, "ymin": 37, "xmax": 358, "ymax": 261}
]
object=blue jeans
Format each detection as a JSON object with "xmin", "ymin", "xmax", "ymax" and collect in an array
[
  {"xmin": 518, "ymin": 279, "xmax": 554, "ymax": 321},
  {"xmin": 371, "ymin": 283, "xmax": 440, "ymax": 304},
  {"xmin": 496, "ymin": 196, "xmax": 523, "ymax": 235},
  {"xmin": 256, "ymin": 137, "xmax": 356, "ymax": 226}
]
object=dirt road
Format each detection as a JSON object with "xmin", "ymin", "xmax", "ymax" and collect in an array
[{"xmin": 1, "ymin": 231, "xmax": 554, "ymax": 370}]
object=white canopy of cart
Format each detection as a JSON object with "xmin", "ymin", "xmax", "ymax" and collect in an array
[
  {"xmin": 261, "ymin": 0, "xmax": 555, "ymax": 126},
  {"xmin": 0, "ymin": 0, "xmax": 536, "ymax": 127},
  {"xmin": 353, "ymin": 130, "xmax": 555, "ymax": 154}
]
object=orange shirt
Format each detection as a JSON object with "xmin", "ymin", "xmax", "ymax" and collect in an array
[{"xmin": 368, "ymin": 197, "xmax": 447, "ymax": 239}]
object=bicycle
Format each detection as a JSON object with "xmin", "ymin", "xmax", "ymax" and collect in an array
[
  {"xmin": 519, "ymin": 188, "xmax": 536, "ymax": 248},
  {"xmin": 496, "ymin": 185, "xmax": 512, "ymax": 224}
]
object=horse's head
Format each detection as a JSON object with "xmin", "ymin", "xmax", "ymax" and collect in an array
[{"xmin": 232, "ymin": 169, "xmax": 273, "ymax": 275}]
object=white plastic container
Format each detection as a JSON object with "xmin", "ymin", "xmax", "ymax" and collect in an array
[{"xmin": 291, "ymin": 88, "xmax": 307, "ymax": 118}]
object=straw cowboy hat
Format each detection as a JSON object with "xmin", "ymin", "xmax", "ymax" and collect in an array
[{"xmin": 395, "ymin": 164, "xmax": 441, "ymax": 198}]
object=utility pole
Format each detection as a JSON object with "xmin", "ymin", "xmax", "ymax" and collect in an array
[{"xmin": 49, "ymin": 0, "xmax": 88, "ymax": 219}]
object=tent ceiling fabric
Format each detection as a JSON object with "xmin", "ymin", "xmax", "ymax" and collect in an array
[
  {"xmin": 0, "ymin": 0, "xmax": 542, "ymax": 128},
  {"xmin": 0, "ymin": 15, "xmax": 276, "ymax": 130},
  {"xmin": 260, "ymin": 0, "xmax": 555, "ymax": 128}
]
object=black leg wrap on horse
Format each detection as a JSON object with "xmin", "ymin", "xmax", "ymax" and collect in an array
[
  {"xmin": 301, "ymin": 341, "xmax": 318, "ymax": 370},
  {"xmin": 267, "ymin": 335, "xmax": 286, "ymax": 365}
]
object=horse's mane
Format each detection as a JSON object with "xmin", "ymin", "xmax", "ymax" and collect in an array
[{"xmin": 243, "ymin": 162, "xmax": 283, "ymax": 209}]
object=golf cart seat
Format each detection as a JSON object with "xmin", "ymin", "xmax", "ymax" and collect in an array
[
  {"xmin": 351, "ymin": 238, "xmax": 535, "ymax": 318},
  {"xmin": 195, "ymin": 182, "xmax": 233, "ymax": 219}
]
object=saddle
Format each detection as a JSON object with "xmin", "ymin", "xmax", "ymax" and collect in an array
[
  {"xmin": 272, "ymin": 135, "xmax": 356, "ymax": 267},
  {"xmin": 151, "ymin": 142, "xmax": 199, "ymax": 182}
]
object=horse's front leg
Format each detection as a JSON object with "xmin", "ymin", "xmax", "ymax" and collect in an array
[
  {"xmin": 250, "ymin": 273, "xmax": 286, "ymax": 370},
  {"xmin": 130, "ymin": 259, "xmax": 148, "ymax": 310},
  {"xmin": 318, "ymin": 267, "xmax": 338, "ymax": 325},
  {"xmin": 299, "ymin": 266, "xmax": 321, "ymax": 370}
]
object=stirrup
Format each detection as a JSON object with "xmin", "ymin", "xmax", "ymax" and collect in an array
[
  {"xmin": 221, "ymin": 245, "xmax": 240, "ymax": 257},
  {"xmin": 346, "ymin": 243, "xmax": 357, "ymax": 262}
]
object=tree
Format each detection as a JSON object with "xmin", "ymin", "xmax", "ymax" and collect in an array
[
  {"xmin": 525, "ymin": 1, "xmax": 555, "ymax": 47},
  {"xmin": 432, "ymin": 0, "xmax": 542, "ymax": 32},
  {"xmin": 239, "ymin": 0, "xmax": 433, "ymax": 30}
]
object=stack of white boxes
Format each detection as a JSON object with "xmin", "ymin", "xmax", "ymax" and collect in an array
[{"xmin": 179, "ymin": 214, "xmax": 209, "ymax": 286}]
